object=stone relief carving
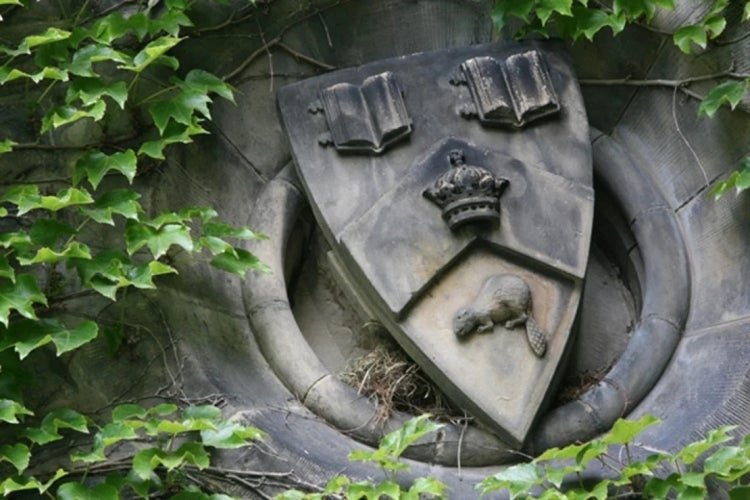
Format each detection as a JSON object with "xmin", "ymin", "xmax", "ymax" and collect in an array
[
  {"xmin": 452, "ymin": 50, "xmax": 560, "ymax": 127},
  {"xmin": 309, "ymin": 71, "xmax": 412, "ymax": 153},
  {"xmin": 422, "ymin": 148, "xmax": 509, "ymax": 230},
  {"xmin": 453, "ymin": 274, "xmax": 547, "ymax": 357}
]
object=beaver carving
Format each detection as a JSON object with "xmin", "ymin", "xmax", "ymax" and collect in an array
[{"xmin": 452, "ymin": 274, "xmax": 547, "ymax": 357}]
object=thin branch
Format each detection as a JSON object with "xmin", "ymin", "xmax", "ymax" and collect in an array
[
  {"xmin": 579, "ymin": 67, "xmax": 748, "ymax": 89},
  {"xmin": 223, "ymin": 37, "xmax": 280, "ymax": 82},
  {"xmin": 276, "ymin": 42, "xmax": 335, "ymax": 70},
  {"xmin": 672, "ymin": 85, "xmax": 709, "ymax": 186}
]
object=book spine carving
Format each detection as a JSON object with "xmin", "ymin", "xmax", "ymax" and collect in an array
[
  {"xmin": 456, "ymin": 50, "xmax": 560, "ymax": 128},
  {"xmin": 315, "ymin": 71, "xmax": 412, "ymax": 154}
]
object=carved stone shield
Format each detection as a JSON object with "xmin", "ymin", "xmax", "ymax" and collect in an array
[{"xmin": 277, "ymin": 41, "xmax": 593, "ymax": 448}]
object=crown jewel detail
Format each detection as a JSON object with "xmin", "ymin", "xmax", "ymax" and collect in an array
[{"xmin": 423, "ymin": 149, "xmax": 509, "ymax": 230}]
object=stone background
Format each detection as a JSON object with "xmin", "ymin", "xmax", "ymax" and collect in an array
[{"xmin": 3, "ymin": 0, "xmax": 750, "ymax": 497}]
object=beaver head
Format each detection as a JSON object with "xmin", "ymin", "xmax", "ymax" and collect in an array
[{"xmin": 452, "ymin": 306, "xmax": 477, "ymax": 337}]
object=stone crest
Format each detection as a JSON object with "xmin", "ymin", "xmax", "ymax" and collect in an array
[{"xmin": 277, "ymin": 41, "xmax": 593, "ymax": 448}]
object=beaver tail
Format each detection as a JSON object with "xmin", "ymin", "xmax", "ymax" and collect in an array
[{"xmin": 525, "ymin": 316, "xmax": 547, "ymax": 358}]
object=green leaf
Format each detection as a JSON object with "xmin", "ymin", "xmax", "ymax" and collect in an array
[
  {"xmin": 730, "ymin": 486, "xmax": 750, "ymax": 500},
  {"xmin": 41, "ymin": 101, "xmax": 106, "ymax": 133},
  {"xmin": 477, "ymin": 462, "xmax": 542, "ymax": 497},
  {"xmin": 0, "ymin": 256, "xmax": 14, "ymax": 283},
  {"xmin": 182, "ymin": 69, "xmax": 235, "ymax": 103},
  {"xmin": 674, "ymin": 25, "xmax": 707, "ymax": 53},
  {"xmin": 677, "ymin": 425, "xmax": 736, "ymax": 465},
  {"xmin": 80, "ymin": 189, "xmax": 142, "ymax": 225},
  {"xmin": 126, "ymin": 221, "xmax": 194, "ymax": 258},
  {"xmin": 378, "ymin": 414, "xmax": 442, "ymax": 458},
  {"xmin": 73, "ymin": 149, "xmax": 137, "ymax": 189},
  {"xmin": 704, "ymin": 14, "xmax": 727, "ymax": 38},
  {"xmin": 201, "ymin": 420, "xmax": 265, "ymax": 448},
  {"xmin": 1, "ymin": 469, "xmax": 66, "ymax": 495},
  {"xmin": 602, "ymin": 415, "xmax": 661, "ymax": 445},
  {"xmin": 0, "ymin": 443, "xmax": 30, "ymax": 474},
  {"xmin": 67, "ymin": 78, "xmax": 128, "ymax": 110},
  {"xmin": 24, "ymin": 408, "xmax": 89, "ymax": 445},
  {"xmin": 699, "ymin": 80, "xmax": 748, "ymax": 117},
  {"xmin": 0, "ymin": 274, "xmax": 47, "ymax": 326},
  {"xmin": 68, "ymin": 44, "xmax": 131, "ymax": 77},
  {"xmin": 744, "ymin": 2, "xmax": 750, "ymax": 22},
  {"xmin": 183, "ymin": 404, "xmax": 222, "ymax": 420},
  {"xmin": 406, "ymin": 476, "xmax": 449, "ymax": 498},
  {"xmin": 149, "ymin": 90, "xmax": 212, "ymax": 135},
  {"xmin": 112, "ymin": 403, "xmax": 148, "ymax": 421},
  {"xmin": 120, "ymin": 36, "xmax": 182, "ymax": 73},
  {"xmin": 0, "ymin": 399, "xmax": 33, "ymax": 424},
  {"xmin": 17, "ymin": 241, "xmax": 92, "ymax": 265},
  {"xmin": 29, "ymin": 218, "xmax": 76, "ymax": 247},
  {"xmin": 0, "ymin": 139, "xmax": 16, "ymax": 153},
  {"xmin": 148, "ymin": 403, "xmax": 179, "ymax": 416},
  {"xmin": 210, "ymin": 248, "xmax": 270, "ymax": 276},
  {"xmin": 491, "ymin": 0, "xmax": 535, "ymax": 32},
  {"xmin": 133, "ymin": 448, "xmax": 160, "ymax": 480},
  {"xmin": 173, "ymin": 441, "xmax": 210, "ymax": 469},
  {"xmin": 57, "ymin": 482, "xmax": 119, "ymax": 500},
  {"xmin": 536, "ymin": 0, "xmax": 573, "ymax": 25},
  {"xmin": 0, "ymin": 319, "xmax": 97, "ymax": 358},
  {"xmin": 203, "ymin": 221, "xmax": 266, "ymax": 240}
]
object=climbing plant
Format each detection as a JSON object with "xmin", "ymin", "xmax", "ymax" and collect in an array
[
  {"xmin": 492, "ymin": 0, "xmax": 750, "ymax": 197},
  {"xmin": 0, "ymin": 0, "xmax": 273, "ymax": 496}
]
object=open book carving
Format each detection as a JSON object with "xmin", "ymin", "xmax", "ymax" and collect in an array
[
  {"xmin": 458, "ymin": 50, "xmax": 560, "ymax": 128},
  {"xmin": 316, "ymin": 71, "xmax": 412, "ymax": 154}
]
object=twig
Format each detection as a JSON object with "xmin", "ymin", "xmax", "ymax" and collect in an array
[
  {"xmin": 276, "ymin": 42, "xmax": 335, "ymax": 70},
  {"xmin": 222, "ymin": 37, "xmax": 280, "ymax": 82},
  {"xmin": 672, "ymin": 85, "xmax": 709, "ymax": 186}
]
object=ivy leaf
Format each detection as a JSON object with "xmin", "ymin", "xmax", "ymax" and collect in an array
[
  {"xmin": 57, "ymin": 482, "xmax": 119, "ymax": 500},
  {"xmin": 0, "ymin": 256, "xmax": 14, "ymax": 283},
  {"xmin": 745, "ymin": 2, "xmax": 750, "ymax": 22},
  {"xmin": 0, "ymin": 469, "xmax": 67, "ymax": 496},
  {"xmin": 203, "ymin": 221, "xmax": 266, "ymax": 240},
  {"xmin": 536, "ymin": 0, "xmax": 573, "ymax": 25},
  {"xmin": 112, "ymin": 403, "xmax": 148, "ymax": 422},
  {"xmin": 23, "ymin": 408, "xmax": 89, "ymax": 445},
  {"xmin": 710, "ymin": 157, "xmax": 750, "ymax": 199},
  {"xmin": 210, "ymin": 248, "xmax": 270, "ymax": 276},
  {"xmin": 0, "ymin": 443, "xmax": 30, "ymax": 474},
  {"xmin": 477, "ymin": 462, "xmax": 542, "ymax": 497},
  {"xmin": 182, "ymin": 69, "xmax": 235, "ymax": 103},
  {"xmin": 0, "ymin": 399, "xmax": 33, "ymax": 424},
  {"xmin": 679, "ymin": 425, "xmax": 737, "ymax": 465},
  {"xmin": 67, "ymin": 78, "xmax": 128, "ymax": 110},
  {"xmin": 17, "ymin": 241, "xmax": 92, "ymax": 265},
  {"xmin": 704, "ymin": 14, "xmax": 727, "ymax": 39},
  {"xmin": 0, "ymin": 139, "xmax": 15, "ymax": 153},
  {"xmin": 491, "ymin": 0, "xmax": 535, "ymax": 32},
  {"xmin": 67, "ymin": 44, "xmax": 131, "ymax": 77},
  {"xmin": 0, "ymin": 319, "xmax": 98, "ymax": 358},
  {"xmin": 150, "ymin": 9, "xmax": 194, "ymax": 36},
  {"xmin": 0, "ymin": 274, "xmax": 47, "ymax": 326},
  {"xmin": 406, "ymin": 477, "xmax": 449, "ymax": 499},
  {"xmin": 602, "ymin": 415, "xmax": 661, "ymax": 445},
  {"xmin": 120, "ymin": 36, "xmax": 182, "ymax": 73},
  {"xmin": 126, "ymin": 221, "xmax": 194, "ymax": 258},
  {"xmin": 2, "ymin": 27, "xmax": 71, "ymax": 57},
  {"xmin": 674, "ymin": 25, "xmax": 707, "ymax": 53},
  {"xmin": 29, "ymin": 219, "xmax": 76, "ymax": 247},
  {"xmin": 201, "ymin": 421, "xmax": 265, "ymax": 448},
  {"xmin": 150, "ymin": 90, "xmax": 212, "ymax": 135},
  {"xmin": 698, "ymin": 80, "xmax": 748, "ymax": 118},
  {"xmin": 41, "ymin": 101, "xmax": 106, "ymax": 133},
  {"xmin": 80, "ymin": 189, "xmax": 142, "ymax": 225},
  {"xmin": 73, "ymin": 150, "xmax": 137, "ymax": 189}
]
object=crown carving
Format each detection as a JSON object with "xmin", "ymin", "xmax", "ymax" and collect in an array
[{"xmin": 423, "ymin": 149, "xmax": 509, "ymax": 230}]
